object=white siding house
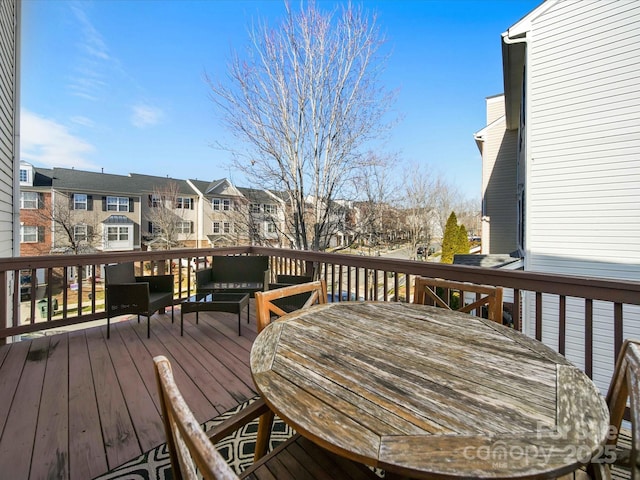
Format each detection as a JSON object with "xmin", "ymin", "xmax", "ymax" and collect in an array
[
  {"xmin": 0, "ymin": 0, "xmax": 20, "ymax": 327},
  {"xmin": 500, "ymin": 0, "xmax": 640, "ymax": 391},
  {"xmin": 474, "ymin": 94, "xmax": 519, "ymax": 255}
]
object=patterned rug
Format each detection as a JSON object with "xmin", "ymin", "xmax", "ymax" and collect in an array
[{"xmin": 93, "ymin": 397, "xmax": 294, "ymax": 480}]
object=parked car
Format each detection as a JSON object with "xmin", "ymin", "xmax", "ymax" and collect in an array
[{"xmin": 416, "ymin": 246, "xmax": 425, "ymax": 256}]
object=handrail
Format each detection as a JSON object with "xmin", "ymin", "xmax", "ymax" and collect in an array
[{"xmin": 2, "ymin": 245, "xmax": 640, "ymax": 388}]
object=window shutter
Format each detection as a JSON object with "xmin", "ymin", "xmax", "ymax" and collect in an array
[
  {"xmin": 69, "ymin": 194, "xmax": 74, "ymax": 210},
  {"xmin": 87, "ymin": 195, "xmax": 93, "ymax": 211},
  {"xmin": 87, "ymin": 225, "xmax": 94, "ymax": 237},
  {"xmin": 190, "ymin": 199, "xmax": 194, "ymax": 210},
  {"xmin": 190, "ymin": 221, "xmax": 194, "ymax": 233},
  {"xmin": 37, "ymin": 193, "xmax": 44, "ymax": 209},
  {"xmin": 148, "ymin": 221, "xmax": 153, "ymax": 233},
  {"xmin": 37, "ymin": 226, "xmax": 45, "ymax": 243},
  {"xmin": 148, "ymin": 195, "xmax": 153, "ymax": 207},
  {"xmin": 129, "ymin": 198, "xmax": 134, "ymax": 212},
  {"xmin": 102, "ymin": 196, "xmax": 107, "ymax": 211}
]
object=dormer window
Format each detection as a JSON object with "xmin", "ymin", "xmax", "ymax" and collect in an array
[{"xmin": 19, "ymin": 164, "xmax": 33, "ymax": 186}]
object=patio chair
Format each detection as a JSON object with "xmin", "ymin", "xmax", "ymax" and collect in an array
[
  {"xmin": 255, "ymin": 280, "xmax": 328, "ymax": 333},
  {"xmin": 588, "ymin": 339, "xmax": 640, "ymax": 480},
  {"xmin": 105, "ymin": 262, "xmax": 174, "ymax": 339},
  {"xmin": 413, "ymin": 276, "xmax": 504, "ymax": 323},
  {"xmin": 153, "ymin": 355, "xmax": 378, "ymax": 480}
]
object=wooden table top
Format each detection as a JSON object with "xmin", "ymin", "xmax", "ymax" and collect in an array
[{"xmin": 250, "ymin": 302, "xmax": 610, "ymax": 480}]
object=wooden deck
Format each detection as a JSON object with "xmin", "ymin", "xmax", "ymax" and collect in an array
[{"xmin": 0, "ymin": 302, "xmax": 260, "ymax": 480}]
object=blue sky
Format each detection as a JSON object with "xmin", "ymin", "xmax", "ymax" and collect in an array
[{"xmin": 20, "ymin": 0, "xmax": 540, "ymax": 199}]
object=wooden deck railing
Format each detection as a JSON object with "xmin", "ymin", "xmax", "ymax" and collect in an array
[{"xmin": 2, "ymin": 246, "xmax": 640, "ymax": 388}]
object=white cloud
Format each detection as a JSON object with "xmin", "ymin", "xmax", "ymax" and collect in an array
[
  {"xmin": 21, "ymin": 110, "xmax": 98, "ymax": 169},
  {"xmin": 131, "ymin": 104, "xmax": 165, "ymax": 128},
  {"xmin": 68, "ymin": 3, "xmax": 112, "ymax": 100},
  {"xmin": 70, "ymin": 115, "xmax": 95, "ymax": 128}
]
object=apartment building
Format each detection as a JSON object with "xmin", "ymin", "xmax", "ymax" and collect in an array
[{"xmin": 18, "ymin": 163, "xmax": 288, "ymax": 254}]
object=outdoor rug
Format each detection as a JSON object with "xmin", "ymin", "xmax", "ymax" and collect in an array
[{"xmin": 93, "ymin": 397, "xmax": 294, "ymax": 480}]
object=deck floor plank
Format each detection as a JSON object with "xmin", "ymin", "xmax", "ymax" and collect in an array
[
  {"xmin": 68, "ymin": 329, "xmax": 108, "ymax": 480},
  {"xmin": 0, "ymin": 306, "xmax": 257, "ymax": 480},
  {"xmin": 30, "ymin": 335, "xmax": 70, "ymax": 480},
  {"xmin": 86, "ymin": 324, "xmax": 142, "ymax": 469},
  {"xmin": 107, "ymin": 321, "xmax": 165, "ymax": 453},
  {"xmin": 0, "ymin": 339, "xmax": 32, "ymax": 437},
  {"xmin": 0, "ymin": 336, "xmax": 51, "ymax": 479},
  {"xmin": 155, "ymin": 314, "xmax": 247, "ymax": 415},
  {"xmin": 176, "ymin": 315, "xmax": 256, "ymax": 408}
]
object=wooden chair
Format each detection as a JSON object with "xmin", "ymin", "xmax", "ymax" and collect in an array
[
  {"xmin": 255, "ymin": 279, "xmax": 328, "ymax": 333},
  {"xmin": 105, "ymin": 262, "xmax": 174, "ymax": 338},
  {"xmin": 588, "ymin": 339, "xmax": 640, "ymax": 480},
  {"xmin": 413, "ymin": 276, "xmax": 504, "ymax": 323},
  {"xmin": 153, "ymin": 355, "xmax": 378, "ymax": 480}
]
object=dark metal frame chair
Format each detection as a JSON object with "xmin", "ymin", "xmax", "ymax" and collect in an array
[{"xmin": 105, "ymin": 262, "xmax": 174, "ymax": 338}]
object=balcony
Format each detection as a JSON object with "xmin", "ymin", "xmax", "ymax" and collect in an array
[{"xmin": 0, "ymin": 246, "xmax": 639, "ymax": 479}]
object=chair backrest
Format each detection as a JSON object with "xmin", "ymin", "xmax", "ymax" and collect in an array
[
  {"xmin": 603, "ymin": 339, "xmax": 640, "ymax": 479},
  {"xmin": 105, "ymin": 262, "xmax": 136, "ymax": 285},
  {"xmin": 275, "ymin": 274, "xmax": 314, "ymax": 285},
  {"xmin": 255, "ymin": 280, "xmax": 328, "ymax": 332},
  {"xmin": 413, "ymin": 276, "xmax": 504, "ymax": 323},
  {"xmin": 154, "ymin": 355, "xmax": 238, "ymax": 480},
  {"xmin": 209, "ymin": 255, "xmax": 269, "ymax": 283}
]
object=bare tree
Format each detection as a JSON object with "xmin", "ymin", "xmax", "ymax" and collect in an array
[
  {"xmin": 145, "ymin": 182, "xmax": 192, "ymax": 250},
  {"xmin": 350, "ymin": 155, "xmax": 398, "ymax": 250},
  {"xmin": 401, "ymin": 163, "xmax": 437, "ymax": 260},
  {"xmin": 36, "ymin": 193, "xmax": 101, "ymax": 255},
  {"xmin": 208, "ymin": 2, "xmax": 395, "ymax": 251}
]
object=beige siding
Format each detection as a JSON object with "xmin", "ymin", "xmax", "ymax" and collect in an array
[
  {"xmin": 0, "ymin": 0, "xmax": 17, "ymax": 259},
  {"xmin": 519, "ymin": 0, "xmax": 640, "ymax": 392},
  {"xmin": 486, "ymin": 95, "xmax": 505, "ymax": 124},
  {"xmin": 481, "ymin": 96, "xmax": 519, "ymax": 254}
]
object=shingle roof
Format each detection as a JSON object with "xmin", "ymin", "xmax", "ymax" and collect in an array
[{"xmin": 50, "ymin": 168, "xmax": 196, "ymax": 196}]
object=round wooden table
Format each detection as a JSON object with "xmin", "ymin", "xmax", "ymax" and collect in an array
[{"xmin": 250, "ymin": 302, "xmax": 609, "ymax": 479}]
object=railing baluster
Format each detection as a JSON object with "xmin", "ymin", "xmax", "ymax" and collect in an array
[
  {"xmin": 585, "ymin": 298, "xmax": 593, "ymax": 378},
  {"xmin": 559, "ymin": 295, "xmax": 566, "ymax": 356},
  {"xmin": 383, "ymin": 271, "xmax": 388, "ymax": 302},
  {"xmin": 77, "ymin": 265, "xmax": 83, "ymax": 318},
  {"xmin": 373, "ymin": 269, "xmax": 379, "ymax": 301},
  {"xmin": 91, "ymin": 265, "xmax": 97, "ymax": 314},
  {"xmin": 394, "ymin": 272, "xmax": 399, "ymax": 303},
  {"xmin": 513, "ymin": 289, "xmax": 521, "ymax": 331},
  {"xmin": 62, "ymin": 266, "xmax": 68, "ymax": 320},
  {"xmin": 535, "ymin": 292, "xmax": 542, "ymax": 341},
  {"xmin": 614, "ymin": 302, "xmax": 623, "ymax": 359}
]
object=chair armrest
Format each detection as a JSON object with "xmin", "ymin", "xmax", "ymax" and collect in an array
[
  {"xmin": 195, "ymin": 268, "xmax": 213, "ymax": 288},
  {"xmin": 106, "ymin": 283, "xmax": 149, "ymax": 310},
  {"xmin": 137, "ymin": 275, "xmax": 173, "ymax": 293},
  {"xmin": 263, "ymin": 269, "xmax": 270, "ymax": 291},
  {"xmin": 207, "ymin": 398, "xmax": 270, "ymax": 443}
]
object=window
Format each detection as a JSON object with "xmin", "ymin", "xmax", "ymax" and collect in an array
[
  {"xmin": 107, "ymin": 226, "xmax": 129, "ymax": 241},
  {"xmin": 107, "ymin": 196, "xmax": 129, "ymax": 212},
  {"xmin": 223, "ymin": 222, "xmax": 231, "ymax": 234},
  {"xmin": 19, "ymin": 169, "xmax": 29, "ymax": 183},
  {"xmin": 150, "ymin": 194, "xmax": 162, "ymax": 207},
  {"xmin": 20, "ymin": 225, "xmax": 41, "ymax": 243},
  {"xmin": 148, "ymin": 222, "xmax": 162, "ymax": 235},
  {"xmin": 250, "ymin": 203, "xmax": 261, "ymax": 213},
  {"xmin": 212, "ymin": 198, "xmax": 230, "ymax": 211},
  {"xmin": 267, "ymin": 222, "xmax": 277, "ymax": 234},
  {"xmin": 74, "ymin": 224, "xmax": 88, "ymax": 242},
  {"xmin": 20, "ymin": 192, "xmax": 39, "ymax": 209},
  {"xmin": 263, "ymin": 204, "xmax": 277, "ymax": 214},
  {"xmin": 213, "ymin": 222, "xmax": 220, "ymax": 234},
  {"xmin": 176, "ymin": 197, "xmax": 192, "ymax": 209},
  {"xmin": 176, "ymin": 221, "xmax": 191, "ymax": 234},
  {"xmin": 74, "ymin": 194, "xmax": 88, "ymax": 210}
]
